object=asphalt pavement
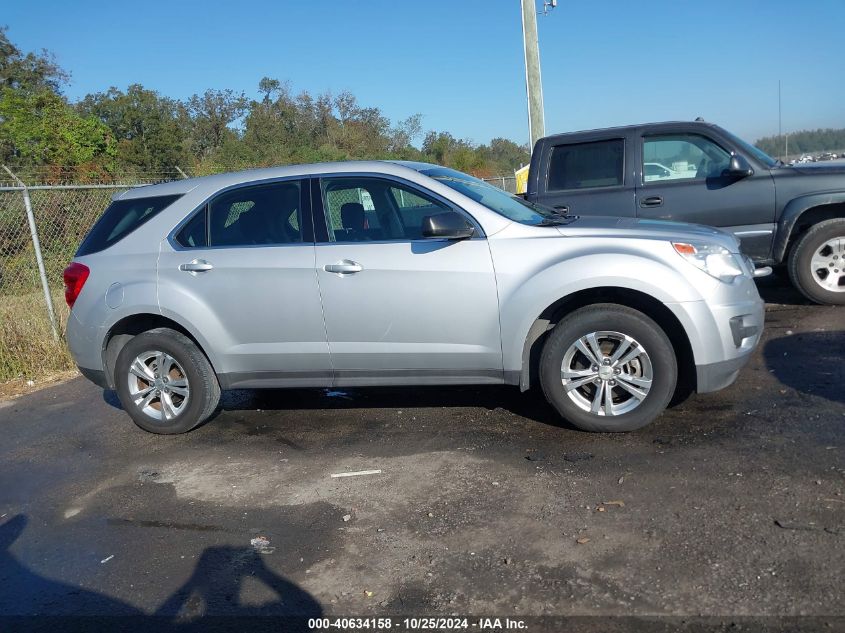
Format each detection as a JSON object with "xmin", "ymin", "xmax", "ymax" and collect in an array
[{"xmin": 0, "ymin": 275, "xmax": 842, "ymax": 632}]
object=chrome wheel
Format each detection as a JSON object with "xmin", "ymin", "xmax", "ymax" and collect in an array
[
  {"xmin": 810, "ymin": 237, "xmax": 845, "ymax": 292},
  {"xmin": 561, "ymin": 331, "xmax": 653, "ymax": 416},
  {"xmin": 126, "ymin": 350, "xmax": 190, "ymax": 422}
]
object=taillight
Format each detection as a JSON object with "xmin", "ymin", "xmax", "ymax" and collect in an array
[{"xmin": 63, "ymin": 262, "xmax": 90, "ymax": 308}]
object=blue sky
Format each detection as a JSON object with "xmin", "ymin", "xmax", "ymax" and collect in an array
[{"xmin": 5, "ymin": 0, "xmax": 844, "ymax": 146}]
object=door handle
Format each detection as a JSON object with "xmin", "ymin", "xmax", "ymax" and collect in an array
[
  {"xmin": 640, "ymin": 196, "xmax": 664, "ymax": 207},
  {"xmin": 179, "ymin": 259, "xmax": 213, "ymax": 274},
  {"xmin": 554, "ymin": 204, "xmax": 570, "ymax": 214},
  {"xmin": 324, "ymin": 260, "xmax": 363, "ymax": 274}
]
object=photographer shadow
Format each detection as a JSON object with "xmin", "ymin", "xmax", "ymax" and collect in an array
[{"xmin": 0, "ymin": 514, "xmax": 322, "ymax": 630}]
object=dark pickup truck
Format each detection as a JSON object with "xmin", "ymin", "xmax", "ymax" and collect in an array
[{"xmin": 525, "ymin": 121, "xmax": 845, "ymax": 305}]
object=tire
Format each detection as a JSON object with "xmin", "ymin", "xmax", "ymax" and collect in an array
[
  {"xmin": 539, "ymin": 304, "xmax": 677, "ymax": 432},
  {"xmin": 787, "ymin": 218, "xmax": 845, "ymax": 305},
  {"xmin": 114, "ymin": 328, "xmax": 220, "ymax": 434}
]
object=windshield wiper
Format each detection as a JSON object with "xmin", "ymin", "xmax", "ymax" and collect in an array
[{"xmin": 538, "ymin": 217, "xmax": 572, "ymax": 226}]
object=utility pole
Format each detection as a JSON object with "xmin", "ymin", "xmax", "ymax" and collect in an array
[
  {"xmin": 778, "ymin": 79, "xmax": 784, "ymax": 160},
  {"xmin": 521, "ymin": 0, "xmax": 546, "ymax": 151}
]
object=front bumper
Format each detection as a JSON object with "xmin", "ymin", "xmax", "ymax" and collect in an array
[
  {"xmin": 695, "ymin": 355, "xmax": 752, "ymax": 393},
  {"xmin": 668, "ymin": 275, "xmax": 765, "ymax": 394}
]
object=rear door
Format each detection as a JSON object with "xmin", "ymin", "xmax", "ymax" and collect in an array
[
  {"xmin": 533, "ymin": 134, "xmax": 636, "ymax": 217},
  {"xmin": 157, "ymin": 179, "xmax": 331, "ymax": 386},
  {"xmin": 634, "ymin": 131, "xmax": 777, "ymax": 259},
  {"xmin": 311, "ymin": 175, "xmax": 503, "ymax": 385}
]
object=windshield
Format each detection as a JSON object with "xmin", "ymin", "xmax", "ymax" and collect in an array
[
  {"xmin": 419, "ymin": 167, "xmax": 563, "ymax": 225},
  {"xmin": 722, "ymin": 130, "xmax": 779, "ymax": 168}
]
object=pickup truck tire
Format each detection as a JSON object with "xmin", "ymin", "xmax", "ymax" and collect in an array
[
  {"xmin": 539, "ymin": 304, "xmax": 677, "ymax": 432},
  {"xmin": 114, "ymin": 328, "xmax": 221, "ymax": 434},
  {"xmin": 787, "ymin": 218, "xmax": 845, "ymax": 305}
]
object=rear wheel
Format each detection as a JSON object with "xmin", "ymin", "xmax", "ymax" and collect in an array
[
  {"xmin": 539, "ymin": 304, "xmax": 677, "ymax": 432},
  {"xmin": 114, "ymin": 328, "xmax": 220, "ymax": 434},
  {"xmin": 788, "ymin": 218, "xmax": 845, "ymax": 305}
]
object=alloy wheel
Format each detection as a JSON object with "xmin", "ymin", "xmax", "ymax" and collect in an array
[
  {"xmin": 560, "ymin": 331, "xmax": 653, "ymax": 416},
  {"xmin": 809, "ymin": 237, "xmax": 845, "ymax": 292},
  {"xmin": 126, "ymin": 350, "xmax": 190, "ymax": 422}
]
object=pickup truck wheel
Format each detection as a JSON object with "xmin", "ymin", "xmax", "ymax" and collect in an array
[
  {"xmin": 114, "ymin": 328, "xmax": 220, "ymax": 434},
  {"xmin": 539, "ymin": 304, "xmax": 677, "ymax": 432},
  {"xmin": 788, "ymin": 219, "xmax": 845, "ymax": 305}
]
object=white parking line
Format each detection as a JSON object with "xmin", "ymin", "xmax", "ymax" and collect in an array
[{"xmin": 330, "ymin": 469, "xmax": 382, "ymax": 478}]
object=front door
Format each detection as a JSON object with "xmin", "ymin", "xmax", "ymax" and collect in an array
[
  {"xmin": 312, "ymin": 175, "xmax": 503, "ymax": 385},
  {"xmin": 157, "ymin": 178, "xmax": 331, "ymax": 387},
  {"xmin": 635, "ymin": 132, "xmax": 777, "ymax": 260}
]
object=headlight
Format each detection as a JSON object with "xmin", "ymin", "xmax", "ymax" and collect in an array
[{"xmin": 672, "ymin": 241, "xmax": 745, "ymax": 283}]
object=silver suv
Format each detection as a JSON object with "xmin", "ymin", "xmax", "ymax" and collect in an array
[{"xmin": 64, "ymin": 161, "xmax": 767, "ymax": 434}]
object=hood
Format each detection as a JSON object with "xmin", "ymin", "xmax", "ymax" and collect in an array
[
  {"xmin": 555, "ymin": 216, "xmax": 741, "ymax": 252},
  {"xmin": 786, "ymin": 161, "xmax": 845, "ymax": 176}
]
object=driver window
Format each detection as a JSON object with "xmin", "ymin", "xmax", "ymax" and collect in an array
[
  {"xmin": 643, "ymin": 134, "xmax": 730, "ymax": 183},
  {"xmin": 321, "ymin": 177, "xmax": 450, "ymax": 242}
]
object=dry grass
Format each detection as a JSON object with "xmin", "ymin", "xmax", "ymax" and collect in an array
[{"xmin": 0, "ymin": 291, "xmax": 75, "ymax": 385}]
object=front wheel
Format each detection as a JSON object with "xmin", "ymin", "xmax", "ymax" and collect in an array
[
  {"xmin": 114, "ymin": 327, "xmax": 220, "ymax": 434},
  {"xmin": 539, "ymin": 304, "xmax": 677, "ymax": 432},
  {"xmin": 787, "ymin": 218, "xmax": 845, "ymax": 305}
]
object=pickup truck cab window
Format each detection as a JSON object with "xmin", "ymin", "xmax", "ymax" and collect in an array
[
  {"xmin": 547, "ymin": 139, "xmax": 624, "ymax": 191},
  {"xmin": 642, "ymin": 134, "xmax": 731, "ymax": 183}
]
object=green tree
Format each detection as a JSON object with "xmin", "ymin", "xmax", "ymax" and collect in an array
[
  {"xmin": 0, "ymin": 26, "xmax": 68, "ymax": 94},
  {"xmin": 77, "ymin": 84, "xmax": 187, "ymax": 171},
  {"xmin": 481, "ymin": 137, "xmax": 530, "ymax": 172},
  {"xmin": 0, "ymin": 29, "xmax": 529, "ymax": 181},
  {"xmin": 186, "ymin": 88, "xmax": 248, "ymax": 159},
  {"xmin": 755, "ymin": 128, "xmax": 845, "ymax": 157},
  {"xmin": 0, "ymin": 87, "xmax": 115, "ymax": 168},
  {"xmin": 421, "ymin": 131, "xmax": 485, "ymax": 173}
]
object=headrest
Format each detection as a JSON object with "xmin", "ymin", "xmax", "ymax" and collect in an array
[{"xmin": 340, "ymin": 202, "xmax": 366, "ymax": 228}]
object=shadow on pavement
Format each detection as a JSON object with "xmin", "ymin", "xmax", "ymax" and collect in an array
[
  {"xmin": 0, "ymin": 514, "xmax": 142, "ymax": 616},
  {"xmin": 220, "ymin": 384, "xmax": 569, "ymax": 427},
  {"xmin": 764, "ymin": 330, "xmax": 845, "ymax": 403},
  {"xmin": 103, "ymin": 381, "xmax": 570, "ymax": 429},
  {"xmin": 0, "ymin": 514, "xmax": 322, "ymax": 631},
  {"xmin": 155, "ymin": 544, "xmax": 323, "ymax": 618},
  {"xmin": 754, "ymin": 272, "xmax": 812, "ymax": 306}
]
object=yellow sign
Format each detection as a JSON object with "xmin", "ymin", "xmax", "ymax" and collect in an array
[{"xmin": 515, "ymin": 164, "xmax": 529, "ymax": 194}]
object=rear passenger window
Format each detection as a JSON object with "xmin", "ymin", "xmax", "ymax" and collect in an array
[
  {"xmin": 76, "ymin": 194, "xmax": 182, "ymax": 256},
  {"xmin": 208, "ymin": 181, "xmax": 304, "ymax": 246},
  {"xmin": 547, "ymin": 139, "xmax": 624, "ymax": 191}
]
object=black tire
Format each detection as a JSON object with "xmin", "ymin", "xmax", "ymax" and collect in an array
[
  {"xmin": 114, "ymin": 328, "xmax": 220, "ymax": 434},
  {"xmin": 787, "ymin": 218, "xmax": 845, "ymax": 305},
  {"xmin": 539, "ymin": 304, "xmax": 677, "ymax": 432}
]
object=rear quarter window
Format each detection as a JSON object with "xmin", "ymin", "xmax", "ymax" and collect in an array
[{"xmin": 76, "ymin": 194, "xmax": 182, "ymax": 256}]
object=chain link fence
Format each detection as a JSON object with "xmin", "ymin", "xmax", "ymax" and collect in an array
[
  {"xmin": 0, "ymin": 170, "xmax": 165, "ymax": 351},
  {"xmin": 1, "ymin": 186, "xmax": 136, "ymax": 294},
  {"xmin": 482, "ymin": 175, "xmax": 517, "ymax": 194}
]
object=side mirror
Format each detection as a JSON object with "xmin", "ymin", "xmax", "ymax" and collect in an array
[
  {"xmin": 727, "ymin": 154, "xmax": 754, "ymax": 178},
  {"xmin": 421, "ymin": 212, "xmax": 475, "ymax": 240}
]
